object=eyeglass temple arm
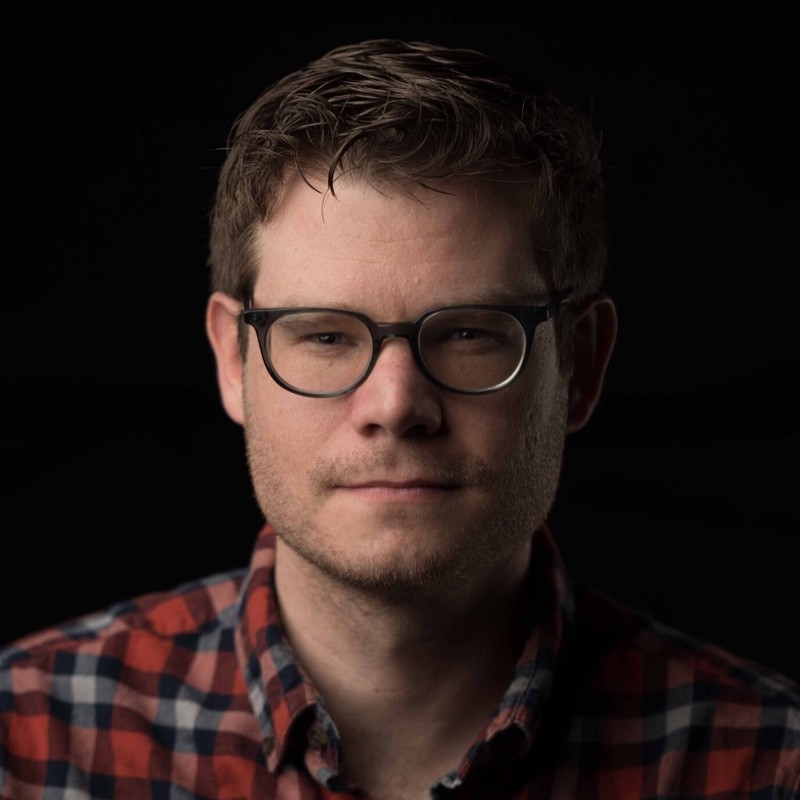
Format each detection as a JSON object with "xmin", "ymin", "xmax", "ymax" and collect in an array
[{"xmin": 543, "ymin": 288, "xmax": 573, "ymax": 318}]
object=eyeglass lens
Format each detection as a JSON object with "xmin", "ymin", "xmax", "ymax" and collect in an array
[{"xmin": 265, "ymin": 309, "xmax": 527, "ymax": 394}]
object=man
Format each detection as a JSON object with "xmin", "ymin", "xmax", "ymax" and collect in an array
[{"xmin": 1, "ymin": 38, "xmax": 798, "ymax": 800}]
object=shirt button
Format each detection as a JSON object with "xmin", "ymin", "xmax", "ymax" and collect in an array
[
  {"xmin": 307, "ymin": 722, "xmax": 328, "ymax": 749},
  {"xmin": 262, "ymin": 737, "xmax": 275, "ymax": 756}
]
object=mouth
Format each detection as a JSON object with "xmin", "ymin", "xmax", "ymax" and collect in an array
[
  {"xmin": 311, "ymin": 453, "xmax": 489, "ymax": 501},
  {"xmin": 340, "ymin": 478, "xmax": 461, "ymax": 488},
  {"xmin": 333, "ymin": 479, "xmax": 464, "ymax": 502}
]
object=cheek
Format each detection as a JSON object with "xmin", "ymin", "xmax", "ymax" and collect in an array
[
  {"xmin": 443, "ymin": 395, "xmax": 531, "ymax": 463},
  {"xmin": 520, "ymin": 326, "xmax": 568, "ymax": 422},
  {"xmin": 242, "ymin": 373, "xmax": 343, "ymax": 521},
  {"xmin": 243, "ymin": 366, "xmax": 341, "ymax": 463},
  {"xmin": 462, "ymin": 354, "xmax": 566, "ymax": 451}
]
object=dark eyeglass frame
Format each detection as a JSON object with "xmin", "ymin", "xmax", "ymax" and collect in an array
[{"xmin": 242, "ymin": 289, "xmax": 572, "ymax": 397}]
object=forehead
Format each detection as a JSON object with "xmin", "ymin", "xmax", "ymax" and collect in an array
[{"xmin": 253, "ymin": 176, "xmax": 547, "ymax": 312}]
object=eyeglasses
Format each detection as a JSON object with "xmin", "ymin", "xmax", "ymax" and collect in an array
[{"xmin": 242, "ymin": 290, "xmax": 571, "ymax": 397}]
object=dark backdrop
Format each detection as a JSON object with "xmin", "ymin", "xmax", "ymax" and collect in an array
[{"xmin": 2, "ymin": 11, "xmax": 797, "ymax": 680}]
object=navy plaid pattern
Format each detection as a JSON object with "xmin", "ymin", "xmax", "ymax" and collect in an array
[{"xmin": 2, "ymin": 525, "xmax": 798, "ymax": 798}]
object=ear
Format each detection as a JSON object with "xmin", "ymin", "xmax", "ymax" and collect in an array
[
  {"xmin": 206, "ymin": 291, "xmax": 246, "ymax": 426},
  {"xmin": 566, "ymin": 292, "xmax": 618, "ymax": 433}
]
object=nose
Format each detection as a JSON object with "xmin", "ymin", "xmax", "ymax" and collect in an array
[{"xmin": 348, "ymin": 337, "xmax": 443, "ymax": 438}]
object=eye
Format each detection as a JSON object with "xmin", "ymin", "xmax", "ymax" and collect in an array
[
  {"xmin": 449, "ymin": 327, "xmax": 490, "ymax": 341},
  {"xmin": 308, "ymin": 331, "xmax": 347, "ymax": 346},
  {"xmin": 421, "ymin": 309, "xmax": 524, "ymax": 357},
  {"xmin": 291, "ymin": 327, "xmax": 362, "ymax": 352},
  {"xmin": 436, "ymin": 326, "xmax": 507, "ymax": 354},
  {"xmin": 269, "ymin": 312, "xmax": 371, "ymax": 357}
]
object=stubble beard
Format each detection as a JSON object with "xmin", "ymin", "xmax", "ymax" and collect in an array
[{"xmin": 243, "ymin": 393, "xmax": 567, "ymax": 601}]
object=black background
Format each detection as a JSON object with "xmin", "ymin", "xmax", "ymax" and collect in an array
[{"xmin": 2, "ymin": 10, "xmax": 797, "ymax": 680}]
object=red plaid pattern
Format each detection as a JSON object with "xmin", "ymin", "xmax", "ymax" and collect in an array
[{"xmin": 2, "ymin": 525, "xmax": 798, "ymax": 799}]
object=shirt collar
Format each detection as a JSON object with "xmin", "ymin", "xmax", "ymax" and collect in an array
[
  {"xmin": 234, "ymin": 527, "xmax": 323, "ymax": 773},
  {"xmin": 234, "ymin": 523, "xmax": 574, "ymax": 780}
]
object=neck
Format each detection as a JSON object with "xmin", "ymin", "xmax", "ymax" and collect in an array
[{"xmin": 273, "ymin": 536, "xmax": 533, "ymax": 796}]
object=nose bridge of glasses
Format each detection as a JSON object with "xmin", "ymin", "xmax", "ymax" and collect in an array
[
  {"xmin": 372, "ymin": 320, "xmax": 420, "ymax": 351},
  {"xmin": 373, "ymin": 320, "xmax": 419, "ymax": 338},
  {"xmin": 369, "ymin": 322, "xmax": 427, "ymax": 378}
]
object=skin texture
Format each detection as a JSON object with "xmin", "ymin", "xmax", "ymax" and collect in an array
[
  {"xmin": 206, "ymin": 175, "xmax": 617, "ymax": 799},
  {"xmin": 211, "ymin": 177, "xmax": 570, "ymax": 599}
]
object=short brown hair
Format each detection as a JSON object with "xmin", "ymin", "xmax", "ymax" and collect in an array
[{"xmin": 208, "ymin": 39, "xmax": 609, "ymax": 360}]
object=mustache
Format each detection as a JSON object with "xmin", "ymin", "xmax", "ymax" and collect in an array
[{"xmin": 309, "ymin": 450, "xmax": 493, "ymax": 492}]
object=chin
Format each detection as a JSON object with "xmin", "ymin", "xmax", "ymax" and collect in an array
[
  {"xmin": 284, "ymin": 537, "xmax": 467, "ymax": 598},
  {"xmin": 275, "ymin": 513, "xmax": 527, "ymax": 601}
]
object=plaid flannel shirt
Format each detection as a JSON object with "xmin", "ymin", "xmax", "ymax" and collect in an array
[{"xmin": 2, "ymin": 525, "xmax": 798, "ymax": 799}]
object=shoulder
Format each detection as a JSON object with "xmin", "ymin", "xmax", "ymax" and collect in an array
[
  {"xmin": 0, "ymin": 569, "xmax": 266, "ymax": 798},
  {"xmin": 0, "ymin": 568, "xmax": 247, "ymax": 674},
  {"xmin": 572, "ymin": 587, "xmax": 799, "ymax": 704},
  {"xmin": 557, "ymin": 587, "xmax": 800, "ymax": 797}
]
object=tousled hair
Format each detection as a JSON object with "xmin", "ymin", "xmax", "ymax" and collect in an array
[{"xmin": 208, "ymin": 38, "xmax": 609, "ymax": 363}]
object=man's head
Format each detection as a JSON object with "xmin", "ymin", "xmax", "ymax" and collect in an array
[
  {"xmin": 206, "ymin": 39, "xmax": 616, "ymax": 600},
  {"xmin": 207, "ymin": 38, "xmax": 610, "ymax": 370}
]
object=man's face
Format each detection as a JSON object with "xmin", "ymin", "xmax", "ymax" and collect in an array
[{"xmin": 240, "ymin": 176, "xmax": 569, "ymax": 598}]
